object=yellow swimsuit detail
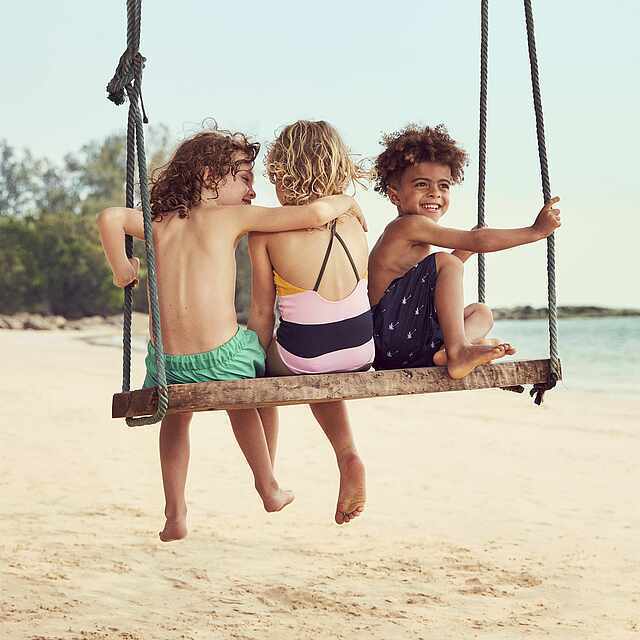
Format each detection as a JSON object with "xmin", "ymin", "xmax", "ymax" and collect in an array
[
  {"xmin": 273, "ymin": 271, "xmax": 307, "ymax": 297},
  {"xmin": 273, "ymin": 270, "xmax": 369, "ymax": 298}
]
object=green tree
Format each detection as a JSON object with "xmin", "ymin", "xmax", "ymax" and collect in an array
[
  {"xmin": 35, "ymin": 212, "xmax": 122, "ymax": 317},
  {"xmin": 0, "ymin": 141, "xmax": 41, "ymax": 217},
  {"xmin": 0, "ymin": 216, "xmax": 44, "ymax": 312}
]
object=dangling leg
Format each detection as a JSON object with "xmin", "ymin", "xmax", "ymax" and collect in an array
[
  {"xmin": 159, "ymin": 412, "xmax": 192, "ymax": 542},
  {"xmin": 226, "ymin": 408, "xmax": 294, "ymax": 512},
  {"xmin": 258, "ymin": 407, "xmax": 279, "ymax": 467},
  {"xmin": 309, "ymin": 401, "xmax": 366, "ymax": 525},
  {"xmin": 433, "ymin": 252, "xmax": 511, "ymax": 379}
]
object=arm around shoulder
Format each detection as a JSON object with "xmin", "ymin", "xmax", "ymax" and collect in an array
[{"xmin": 236, "ymin": 195, "xmax": 365, "ymax": 235}]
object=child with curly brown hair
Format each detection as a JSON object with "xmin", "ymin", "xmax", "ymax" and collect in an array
[
  {"xmin": 248, "ymin": 120, "xmax": 370, "ymax": 525},
  {"xmin": 98, "ymin": 127, "xmax": 366, "ymax": 541},
  {"xmin": 369, "ymin": 123, "xmax": 561, "ymax": 378}
]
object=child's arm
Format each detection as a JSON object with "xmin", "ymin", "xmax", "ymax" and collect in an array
[
  {"xmin": 451, "ymin": 249, "xmax": 474, "ymax": 263},
  {"xmin": 247, "ymin": 233, "xmax": 277, "ymax": 351},
  {"xmin": 235, "ymin": 195, "xmax": 367, "ymax": 235},
  {"xmin": 402, "ymin": 197, "xmax": 561, "ymax": 253},
  {"xmin": 452, "ymin": 224, "xmax": 485, "ymax": 262},
  {"xmin": 97, "ymin": 207, "xmax": 145, "ymax": 287}
]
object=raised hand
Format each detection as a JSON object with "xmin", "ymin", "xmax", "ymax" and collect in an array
[{"xmin": 533, "ymin": 196, "xmax": 561, "ymax": 238}]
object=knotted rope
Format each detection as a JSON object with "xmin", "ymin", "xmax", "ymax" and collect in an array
[{"xmin": 107, "ymin": 0, "xmax": 168, "ymax": 426}]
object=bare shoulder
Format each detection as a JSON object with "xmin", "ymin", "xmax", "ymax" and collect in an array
[
  {"xmin": 338, "ymin": 212, "xmax": 367, "ymax": 233},
  {"xmin": 377, "ymin": 216, "xmax": 418, "ymax": 247},
  {"xmin": 193, "ymin": 203, "xmax": 246, "ymax": 236}
]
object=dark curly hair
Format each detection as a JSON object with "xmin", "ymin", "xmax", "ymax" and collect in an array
[
  {"xmin": 150, "ymin": 126, "xmax": 260, "ymax": 219},
  {"xmin": 374, "ymin": 124, "xmax": 469, "ymax": 197}
]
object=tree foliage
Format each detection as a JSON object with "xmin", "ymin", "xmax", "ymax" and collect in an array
[{"xmin": 0, "ymin": 126, "xmax": 253, "ymax": 319}]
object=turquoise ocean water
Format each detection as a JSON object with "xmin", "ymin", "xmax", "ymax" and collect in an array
[
  {"xmin": 494, "ymin": 317, "xmax": 640, "ymax": 398},
  {"xmin": 127, "ymin": 317, "xmax": 639, "ymax": 398}
]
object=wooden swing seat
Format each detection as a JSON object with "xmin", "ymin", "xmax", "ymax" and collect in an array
[{"xmin": 112, "ymin": 358, "xmax": 559, "ymax": 419}]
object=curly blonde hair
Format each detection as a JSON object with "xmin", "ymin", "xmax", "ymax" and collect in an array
[{"xmin": 266, "ymin": 120, "xmax": 366, "ymax": 205}]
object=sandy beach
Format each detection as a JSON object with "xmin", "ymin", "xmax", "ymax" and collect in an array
[{"xmin": 1, "ymin": 328, "xmax": 639, "ymax": 639}]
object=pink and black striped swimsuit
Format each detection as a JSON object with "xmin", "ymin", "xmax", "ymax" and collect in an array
[{"xmin": 274, "ymin": 221, "xmax": 375, "ymax": 375}]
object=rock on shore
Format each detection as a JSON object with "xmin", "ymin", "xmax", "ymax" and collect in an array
[{"xmin": 0, "ymin": 312, "xmax": 146, "ymax": 332}]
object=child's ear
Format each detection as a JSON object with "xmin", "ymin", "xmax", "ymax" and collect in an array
[{"xmin": 388, "ymin": 185, "xmax": 400, "ymax": 207}]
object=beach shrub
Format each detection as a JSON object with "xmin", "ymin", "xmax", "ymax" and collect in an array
[
  {"xmin": 34, "ymin": 212, "xmax": 123, "ymax": 317},
  {"xmin": 0, "ymin": 217, "xmax": 44, "ymax": 313}
]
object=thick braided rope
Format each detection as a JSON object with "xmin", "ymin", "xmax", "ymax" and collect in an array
[
  {"xmin": 107, "ymin": 0, "xmax": 168, "ymax": 425},
  {"xmin": 124, "ymin": 70, "xmax": 169, "ymax": 427},
  {"xmin": 523, "ymin": 0, "xmax": 560, "ymax": 387},
  {"xmin": 122, "ymin": 107, "xmax": 135, "ymax": 392},
  {"xmin": 126, "ymin": 0, "xmax": 140, "ymax": 51},
  {"xmin": 477, "ymin": 0, "xmax": 489, "ymax": 303}
]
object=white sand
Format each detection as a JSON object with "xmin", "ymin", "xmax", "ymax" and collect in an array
[{"xmin": 1, "ymin": 329, "xmax": 639, "ymax": 639}]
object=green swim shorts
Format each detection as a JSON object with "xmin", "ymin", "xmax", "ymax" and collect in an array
[{"xmin": 143, "ymin": 326, "xmax": 266, "ymax": 388}]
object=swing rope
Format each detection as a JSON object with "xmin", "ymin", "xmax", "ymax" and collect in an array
[
  {"xmin": 107, "ymin": 0, "xmax": 168, "ymax": 427},
  {"xmin": 476, "ymin": 0, "xmax": 489, "ymax": 305},
  {"xmin": 523, "ymin": 0, "xmax": 560, "ymax": 404}
]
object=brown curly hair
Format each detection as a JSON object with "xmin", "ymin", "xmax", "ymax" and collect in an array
[
  {"xmin": 374, "ymin": 124, "xmax": 469, "ymax": 197},
  {"xmin": 150, "ymin": 126, "xmax": 260, "ymax": 219},
  {"xmin": 266, "ymin": 120, "xmax": 367, "ymax": 206}
]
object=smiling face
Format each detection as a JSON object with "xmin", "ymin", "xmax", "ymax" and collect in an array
[
  {"xmin": 388, "ymin": 162, "xmax": 452, "ymax": 221},
  {"xmin": 208, "ymin": 153, "xmax": 256, "ymax": 206}
]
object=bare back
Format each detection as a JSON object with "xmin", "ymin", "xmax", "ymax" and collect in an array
[
  {"xmin": 368, "ymin": 216, "xmax": 433, "ymax": 306},
  {"xmin": 266, "ymin": 215, "xmax": 369, "ymax": 299},
  {"xmin": 152, "ymin": 207, "xmax": 240, "ymax": 354}
]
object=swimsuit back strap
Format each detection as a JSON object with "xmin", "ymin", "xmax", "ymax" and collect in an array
[
  {"xmin": 313, "ymin": 221, "xmax": 337, "ymax": 292},
  {"xmin": 333, "ymin": 230, "xmax": 360, "ymax": 284}
]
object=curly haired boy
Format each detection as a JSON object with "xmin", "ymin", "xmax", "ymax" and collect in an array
[
  {"xmin": 98, "ymin": 127, "xmax": 366, "ymax": 542},
  {"xmin": 368, "ymin": 124, "xmax": 561, "ymax": 378}
]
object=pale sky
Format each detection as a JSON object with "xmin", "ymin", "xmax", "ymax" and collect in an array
[{"xmin": 3, "ymin": 0, "xmax": 639, "ymax": 307}]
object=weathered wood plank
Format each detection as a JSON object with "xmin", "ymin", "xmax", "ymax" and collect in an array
[{"xmin": 112, "ymin": 359, "xmax": 559, "ymax": 419}]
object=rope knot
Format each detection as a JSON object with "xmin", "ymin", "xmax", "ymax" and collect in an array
[
  {"xmin": 530, "ymin": 377, "xmax": 557, "ymax": 406},
  {"xmin": 106, "ymin": 49, "xmax": 147, "ymax": 106}
]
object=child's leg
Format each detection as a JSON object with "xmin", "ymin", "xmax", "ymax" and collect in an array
[
  {"xmin": 433, "ymin": 302, "xmax": 515, "ymax": 364},
  {"xmin": 159, "ymin": 412, "xmax": 192, "ymax": 542},
  {"xmin": 258, "ymin": 407, "xmax": 279, "ymax": 467},
  {"xmin": 434, "ymin": 252, "xmax": 510, "ymax": 379},
  {"xmin": 226, "ymin": 408, "xmax": 294, "ymax": 512},
  {"xmin": 463, "ymin": 302, "xmax": 494, "ymax": 342},
  {"xmin": 308, "ymin": 401, "xmax": 366, "ymax": 525}
]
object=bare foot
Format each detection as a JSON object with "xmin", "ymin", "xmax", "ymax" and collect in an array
[
  {"xmin": 335, "ymin": 453, "xmax": 366, "ymax": 525},
  {"xmin": 434, "ymin": 338, "xmax": 516, "ymax": 366},
  {"xmin": 159, "ymin": 516, "xmax": 187, "ymax": 542},
  {"xmin": 261, "ymin": 487, "xmax": 295, "ymax": 513},
  {"xmin": 447, "ymin": 343, "xmax": 509, "ymax": 379},
  {"xmin": 433, "ymin": 345, "xmax": 447, "ymax": 366}
]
